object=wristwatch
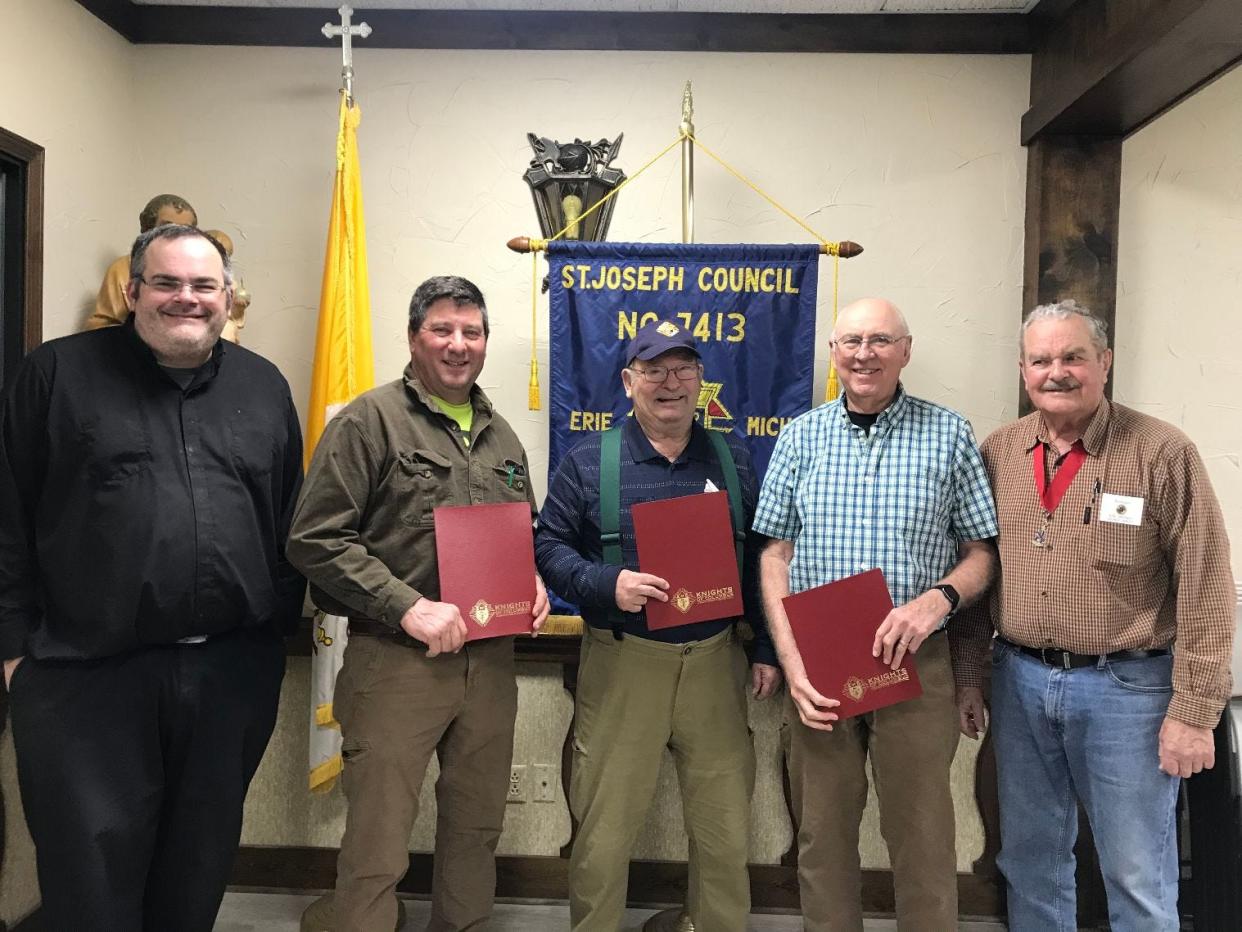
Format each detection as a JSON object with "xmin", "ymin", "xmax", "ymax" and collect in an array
[{"xmin": 932, "ymin": 584, "xmax": 960, "ymax": 617}]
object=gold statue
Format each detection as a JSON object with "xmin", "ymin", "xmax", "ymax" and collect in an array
[
  {"xmin": 85, "ymin": 194, "xmax": 246, "ymax": 343},
  {"xmin": 204, "ymin": 229, "xmax": 249, "ymax": 342}
]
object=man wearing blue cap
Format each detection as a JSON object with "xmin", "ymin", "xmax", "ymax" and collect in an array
[{"xmin": 535, "ymin": 318, "xmax": 781, "ymax": 932}]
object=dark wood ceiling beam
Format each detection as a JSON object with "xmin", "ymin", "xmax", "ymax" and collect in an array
[
  {"xmin": 1021, "ymin": 0, "xmax": 1242, "ymax": 143},
  {"xmin": 74, "ymin": 4, "xmax": 1030, "ymax": 53},
  {"xmin": 74, "ymin": 0, "xmax": 139, "ymax": 42}
]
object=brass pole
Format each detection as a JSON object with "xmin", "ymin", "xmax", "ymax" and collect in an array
[
  {"xmin": 680, "ymin": 82, "xmax": 695, "ymax": 244},
  {"xmin": 507, "ymin": 236, "xmax": 864, "ymax": 258}
]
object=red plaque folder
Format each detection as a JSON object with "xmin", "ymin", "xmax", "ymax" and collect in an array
[
  {"xmin": 782, "ymin": 569, "xmax": 922, "ymax": 718},
  {"xmin": 434, "ymin": 501, "xmax": 536, "ymax": 640},
  {"xmin": 632, "ymin": 491, "xmax": 743, "ymax": 630}
]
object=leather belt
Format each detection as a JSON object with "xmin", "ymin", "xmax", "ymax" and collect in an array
[
  {"xmin": 348, "ymin": 618, "xmax": 426, "ymax": 649},
  {"xmin": 998, "ymin": 636, "xmax": 1170, "ymax": 671}
]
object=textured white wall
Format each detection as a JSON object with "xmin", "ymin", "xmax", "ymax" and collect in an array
[
  {"xmin": 127, "ymin": 45, "xmax": 1031, "ymax": 494},
  {"xmin": 1117, "ymin": 64, "xmax": 1242, "ymax": 578},
  {"xmin": 0, "ymin": 0, "xmax": 136, "ymax": 342}
]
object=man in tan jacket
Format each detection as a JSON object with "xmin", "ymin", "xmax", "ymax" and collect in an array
[{"xmin": 288, "ymin": 275, "xmax": 549, "ymax": 931}]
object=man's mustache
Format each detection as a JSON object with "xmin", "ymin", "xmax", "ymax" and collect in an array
[{"xmin": 1042, "ymin": 377, "xmax": 1080, "ymax": 391}]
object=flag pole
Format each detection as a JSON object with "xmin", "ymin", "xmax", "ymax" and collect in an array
[
  {"xmin": 680, "ymin": 82, "xmax": 695, "ymax": 245},
  {"xmin": 307, "ymin": 4, "xmax": 375, "ymax": 799},
  {"xmin": 322, "ymin": 5, "xmax": 372, "ymax": 107}
]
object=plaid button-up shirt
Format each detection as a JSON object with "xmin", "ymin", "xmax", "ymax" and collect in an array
[
  {"xmin": 753, "ymin": 387, "xmax": 999, "ymax": 607},
  {"xmin": 951, "ymin": 400, "xmax": 1236, "ymax": 728}
]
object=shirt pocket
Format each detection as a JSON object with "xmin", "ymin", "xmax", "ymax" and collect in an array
[
  {"xmin": 890, "ymin": 461, "xmax": 952, "ymax": 541},
  {"xmin": 1091, "ymin": 519, "xmax": 1159, "ymax": 569},
  {"xmin": 396, "ymin": 447, "xmax": 455, "ymax": 526},
  {"xmin": 78, "ymin": 416, "xmax": 152, "ymax": 488},
  {"xmin": 228, "ymin": 413, "xmax": 282, "ymax": 478},
  {"xmin": 487, "ymin": 458, "xmax": 532, "ymax": 504}
]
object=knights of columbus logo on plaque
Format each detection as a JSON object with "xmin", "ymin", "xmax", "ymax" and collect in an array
[
  {"xmin": 672, "ymin": 588, "xmax": 694, "ymax": 614},
  {"xmin": 470, "ymin": 600, "xmax": 493, "ymax": 627},
  {"xmin": 844, "ymin": 676, "xmax": 866, "ymax": 702}
]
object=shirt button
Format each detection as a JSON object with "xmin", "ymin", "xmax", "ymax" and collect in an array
[{"xmin": 1040, "ymin": 591, "xmax": 1048, "ymax": 598}]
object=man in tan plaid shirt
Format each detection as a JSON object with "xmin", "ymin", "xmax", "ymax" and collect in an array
[{"xmin": 951, "ymin": 299, "xmax": 1235, "ymax": 931}]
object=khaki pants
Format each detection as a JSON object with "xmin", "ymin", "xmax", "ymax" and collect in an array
[
  {"xmin": 331, "ymin": 634, "xmax": 517, "ymax": 932},
  {"xmin": 569, "ymin": 625, "xmax": 755, "ymax": 932},
  {"xmin": 786, "ymin": 634, "xmax": 960, "ymax": 932}
]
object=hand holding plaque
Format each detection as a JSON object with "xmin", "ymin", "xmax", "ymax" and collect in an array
[
  {"xmin": 782, "ymin": 569, "xmax": 923, "ymax": 719},
  {"xmin": 434, "ymin": 501, "xmax": 539, "ymax": 640},
  {"xmin": 631, "ymin": 491, "xmax": 742, "ymax": 630}
]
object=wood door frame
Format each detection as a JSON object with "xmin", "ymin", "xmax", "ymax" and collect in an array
[{"xmin": 0, "ymin": 125, "xmax": 44, "ymax": 355}]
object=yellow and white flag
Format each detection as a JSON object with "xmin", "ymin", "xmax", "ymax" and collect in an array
[{"xmin": 307, "ymin": 94, "xmax": 374, "ymax": 793}]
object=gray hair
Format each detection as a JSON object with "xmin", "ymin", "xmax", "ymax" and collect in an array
[
  {"xmin": 408, "ymin": 275, "xmax": 490, "ymax": 337},
  {"xmin": 128, "ymin": 225, "xmax": 232, "ymax": 287},
  {"xmin": 1021, "ymin": 299, "xmax": 1109, "ymax": 354}
]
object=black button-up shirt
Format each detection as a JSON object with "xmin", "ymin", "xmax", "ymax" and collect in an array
[{"xmin": 0, "ymin": 320, "xmax": 305, "ymax": 660}]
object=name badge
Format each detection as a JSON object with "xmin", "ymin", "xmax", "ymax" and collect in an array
[{"xmin": 1099, "ymin": 492, "xmax": 1144, "ymax": 526}]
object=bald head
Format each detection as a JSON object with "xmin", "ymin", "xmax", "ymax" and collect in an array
[
  {"xmin": 832, "ymin": 298, "xmax": 910, "ymax": 342},
  {"xmin": 830, "ymin": 296, "xmax": 912, "ymax": 415}
]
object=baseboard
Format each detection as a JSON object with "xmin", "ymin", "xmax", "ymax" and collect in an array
[{"xmin": 230, "ymin": 845, "xmax": 1004, "ymax": 917}]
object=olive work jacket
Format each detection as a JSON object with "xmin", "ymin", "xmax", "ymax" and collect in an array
[{"xmin": 287, "ymin": 367, "xmax": 536, "ymax": 629}]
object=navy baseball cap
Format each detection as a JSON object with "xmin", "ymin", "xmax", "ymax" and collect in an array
[{"xmin": 625, "ymin": 319, "xmax": 700, "ymax": 363}]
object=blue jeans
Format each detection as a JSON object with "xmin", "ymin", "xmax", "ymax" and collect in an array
[{"xmin": 991, "ymin": 639, "xmax": 1181, "ymax": 931}]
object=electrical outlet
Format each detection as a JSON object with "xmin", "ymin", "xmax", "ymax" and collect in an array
[
  {"xmin": 531, "ymin": 764, "xmax": 557, "ymax": 802},
  {"xmin": 507, "ymin": 764, "xmax": 527, "ymax": 803}
]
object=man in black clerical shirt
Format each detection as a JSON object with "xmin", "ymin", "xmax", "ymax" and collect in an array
[{"xmin": 0, "ymin": 225, "xmax": 304, "ymax": 930}]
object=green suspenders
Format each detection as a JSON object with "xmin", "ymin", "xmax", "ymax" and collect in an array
[
  {"xmin": 704, "ymin": 429, "xmax": 747, "ymax": 575},
  {"xmin": 598, "ymin": 424, "xmax": 746, "ymax": 585},
  {"xmin": 600, "ymin": 426, "xmax": 624, "ymax": 569}
]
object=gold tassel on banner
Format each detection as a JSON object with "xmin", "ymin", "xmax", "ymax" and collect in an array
[{"xmin": 528, "ymin": 250, "xmax": 541, "ymax": 411}]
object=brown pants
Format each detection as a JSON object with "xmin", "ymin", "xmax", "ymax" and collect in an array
[
  {"xmin": 569, "ymin": 625, "xmax": 755, "ymax": 932},
  {"xmin": 786, "ymin": 635, "xmax": 960, "ymax": 932},
  {"xmin": 331, "ymin": 633, "xmax": 517, "ymax": 932}
]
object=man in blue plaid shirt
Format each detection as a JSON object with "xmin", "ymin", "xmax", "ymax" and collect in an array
[{"xmin": 754, "ymin": 297, "xmax": 998, "ymax": 931}]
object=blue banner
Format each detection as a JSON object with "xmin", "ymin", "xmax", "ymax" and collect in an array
[{"xmin": 547, "ymin": 241, "xmax": 820, "ymax": 481}]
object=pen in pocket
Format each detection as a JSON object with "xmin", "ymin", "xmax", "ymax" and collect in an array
[{"xmin": 1083, "ymin": 477, "xmax": 1102, "ymax": 524}]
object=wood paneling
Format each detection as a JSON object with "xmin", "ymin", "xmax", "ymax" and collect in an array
[
  {"xmin": 228, "ymin": 845, "xmax": 1005, "ymax": 916},
  {"xmin": 1019, "ymin": 134, "xmax": 1120, "ymax": 413},
  {"xmin": 1022, "ymin": 0, "xmax": 1242, "ymax": 142}
]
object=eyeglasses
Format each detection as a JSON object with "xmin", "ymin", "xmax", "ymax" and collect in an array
[
  {"xmin": 831, "ymin": 334, "xmax": 910, "ymax": 352},
  {"xmin": 139, "ymin": 276, "xmax": 226, "ymax": 297},
  {"xmin": 629, "ymin": 362, "xmax": 702, "ymax": 383}
]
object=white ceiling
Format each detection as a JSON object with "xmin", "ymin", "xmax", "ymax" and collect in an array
[{"xmin": 131, "ymin": 1, "xmax": 1040, "ymax": 12}]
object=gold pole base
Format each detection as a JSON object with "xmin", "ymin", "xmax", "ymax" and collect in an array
[{"xmin": 641, "ymin": 907, "xmax": 695, "ymax": 932}]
